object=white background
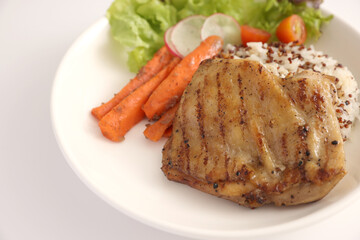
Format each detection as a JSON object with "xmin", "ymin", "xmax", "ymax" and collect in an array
[{"xmin": 0, "ymin": 0, "xmax": 359, "ymax": 239}]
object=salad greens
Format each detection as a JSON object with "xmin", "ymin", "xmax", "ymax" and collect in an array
[
  {"xmin": 107, "ymin": 0, "xmax": 177, "ymax": 72},
  {"xmin": 107, "ymin": 0, "xmax": 332, "ymax": 72}
]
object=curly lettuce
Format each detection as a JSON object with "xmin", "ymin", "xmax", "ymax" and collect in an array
[
  {"xmin": 176, "ymin": 0, "xmax": 332, "ymax": 41},
  {"xmin": 107, "ymin": 0, "xmax": 332, "ymax": 72},
  {"xmin": 107, "ymin": 0, "xmax": 177, "ymax": 72}
]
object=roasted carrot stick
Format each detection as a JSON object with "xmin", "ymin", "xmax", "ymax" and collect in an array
[
  {"xmin": 163, "ymin": 126, "xmax": 173, "ymax": 138},
  {"xmin": 142, "ymin": 36, "xmax": 223, "ymax": 120},
  {"xmin": 99, "ymin": 57, "xmax": 181, "ymax": 142},
  {"xmin": 143, "ymin": 103, "xmax": 179, "ymax": 142},
  {"xmin": 91, "ymin": 46, "xmax": 174, "ymax": 120}
]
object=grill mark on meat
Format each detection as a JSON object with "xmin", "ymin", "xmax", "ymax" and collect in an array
[
  {"xmin": 237, "ymin": 73, "xmax": 247, "ymax": 125},
  {"xmin": 311, "ymin": 89, "xmax": 326, "ymax": 116},
  {"xmin": 166, "ymin": 126, "xmax": 174, "ymax": 168},
  {"xmin": 258, "ymin": 65, "xmax": 266, "ymax": 101},
  {"xmin": 297, "ymin": 124, "xmax": 310, "ymax": 180},
  {"xmin": 297, "ymin": 78, "xmax": 307, "ymax": 108},
  {"xmin": 170, "ymin": 114, "xmax": 182, "ymax": 169},
  {"xmin": 253, "ymin": 127, "xmax": 268, "ymax": 168},
  {"xmin": 180, "ymin": 98, "xmax": 191, "ymax": 174},
  {"xmin": 323, "ymin": 137, "xmax": 330, "ymax": 169},
  {"xmin": 293, "ymin": 78, "xmax": 312, "ymax": 180},
  {"xmin": 176, "ymin": 105, "xmax": 186, "ymax": 171},
  {"xmin": 162, "ymin": 59, "xmax": 346, "ymax": 208},
  {"xmin": 308, "ymin": 87, "xmax": 330, "ymax": 169},
  {"xmin": 216, "ymin": 71, "xmax": 230, "ymax": 180},
  {"xmin": 237, "ymin": 72, "xmax": 249, "ymax": 170},
  {"xmin": 298, "ymin": 124, "xmax": 309, "ymax": 139},
  {"xmin": 281, "ymin": 133, "xmax": 289, "ymax": 160},
  {"xmin": 236, "ymin": 69, "xmax": 263, "ymax": 174},
  {"xmin": 260, "ymin": 91, "xmax": 265, "ymax": 101},
  {"xmin": 196, "ymin": 80, "xmax": 208, "ymax": 166}
]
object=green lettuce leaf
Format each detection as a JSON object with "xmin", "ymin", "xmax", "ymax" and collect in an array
[
  {"xmin": 107, "ymin": 0, "xmax": 332, "ymax": 72},
  {"xmin": 176, "ymin": 0, "xmax": 332, "ymax": 41},
  {"xmin": 107, "ymin": 0, "xmax": 177, "ymax": 72}
]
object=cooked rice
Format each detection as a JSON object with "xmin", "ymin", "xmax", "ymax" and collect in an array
[{"xmin": 219, "ymin": 42, "xmax": 359, "ymax": 141}]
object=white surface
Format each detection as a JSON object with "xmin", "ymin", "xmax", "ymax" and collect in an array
[
  {"xmin": 1, "ymin": 0, "xmax": 360, "ymax": 239},
  {"xmin": 51, "ymin": 13, "xmax": 360, "ymax": 240}
]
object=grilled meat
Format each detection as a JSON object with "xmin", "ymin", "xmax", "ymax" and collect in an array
[{"xmin": 162, "ymin": 58, "xmax": 346, "ymax": 208}]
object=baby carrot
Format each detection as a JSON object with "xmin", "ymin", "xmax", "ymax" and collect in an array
[
  {"xmin": 142, "ymin": 36, "xmax": 223, "ymax": 120},
  {"xmin": 98, "ymin": 57, "xmax": 181, "ymax": 142},
  {"xmin": 163, "ymin": 126, "xmax": 173, "ymax": 138},
  {"xmin": 91, "ymin": 46, "xmax": 173, "ymax": 120},
  {"xmin": 143, "ymin": 103, "xmax": 179, "ymax": 142}
]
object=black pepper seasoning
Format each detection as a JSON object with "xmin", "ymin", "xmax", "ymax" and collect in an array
[{"xmin": 213, "ymin": 183, "xmax": 218, "ymax": 189}]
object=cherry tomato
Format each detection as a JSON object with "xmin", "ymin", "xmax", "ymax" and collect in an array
[
  {"xmin": 276, "ymin": 14, "xmax": 307, "ymax": 45},
  {"xmin": 241, "ymin": 25, "xmax": 271, "ymax": 45}
]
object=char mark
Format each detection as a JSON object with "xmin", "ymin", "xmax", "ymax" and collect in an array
[
  {"xmin": 179, "ymin": 99, "xmax": 190, "ymax": 173},
  {"xmin": 196, "ymin": 81, "xmax": 208, "ymax": 166},
  {"xmin": 311, "ymin": 89, "xmax": 326, "ymax": 113},
  {"xmin": 237, "ymin": 73, "xmax": 247, "ymax": 125},
  {"xmin": 297, "ymin": 78, "xmax": 308, "ymax": 107},
  {"xmin": 281, "ymin": 133, "xmax": 289, "ymax": 159},
  {"xmin": 216, "ymin": 71, "xmax": 229, "ymax": 180}
]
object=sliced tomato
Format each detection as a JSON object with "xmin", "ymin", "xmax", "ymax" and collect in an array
[
  {"xmin": 240, "ymin": 25, "xmax": 271, "ymax": 45},
  {"xmin": 276, "ymin": 14, "xmax": 307, "ymax": 45}
]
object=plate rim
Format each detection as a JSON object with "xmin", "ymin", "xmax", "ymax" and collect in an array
[{"xmin": 50, "ymin": 12, "xmax": 360, "ymax": 240}]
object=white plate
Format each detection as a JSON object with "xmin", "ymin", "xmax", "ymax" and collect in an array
[{"xmin": 51, "ymin": 15, "xmax": 360, "ymax": 240}]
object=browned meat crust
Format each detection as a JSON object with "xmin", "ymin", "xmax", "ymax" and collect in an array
[{"xmin": 162, "ymin": 59, "xmax": 345, "ymax": 208}]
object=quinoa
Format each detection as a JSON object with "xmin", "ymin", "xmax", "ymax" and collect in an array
[{"xmin": 219, "ymin": 42, "xmax": 359, "ymax": 141}]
